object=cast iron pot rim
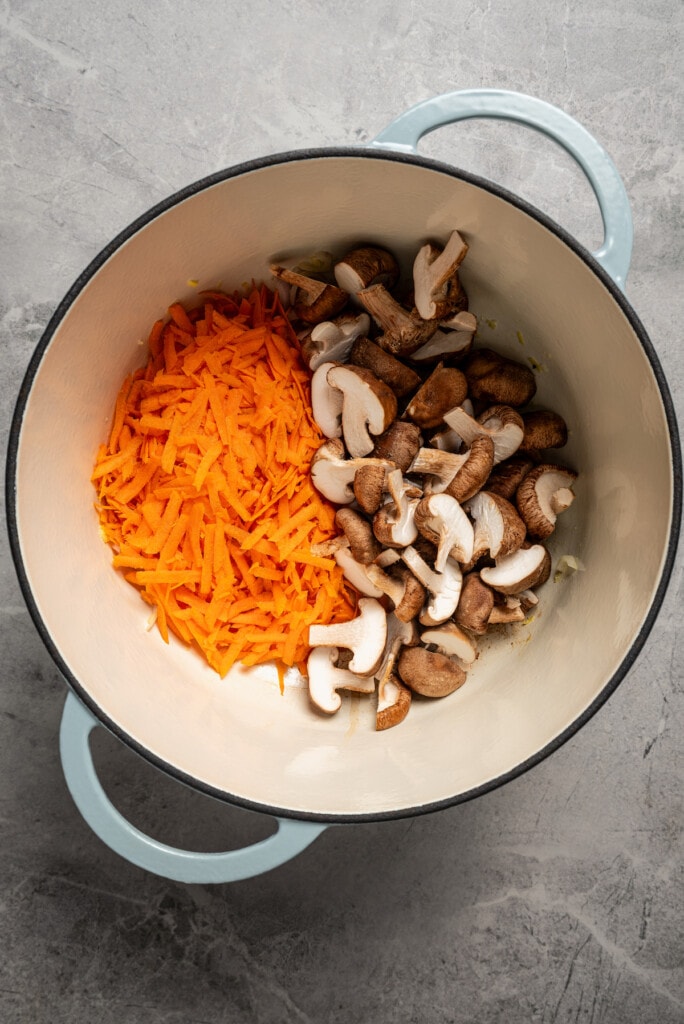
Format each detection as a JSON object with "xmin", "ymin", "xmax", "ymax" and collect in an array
[{"xmin": 6, "ymin": 146, "xmax": 683, "ymax": 824}]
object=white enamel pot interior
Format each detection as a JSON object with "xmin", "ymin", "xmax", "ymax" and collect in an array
[{"xmin": 9, "ymin": 149, "xmax": 681, "ymax": 821}]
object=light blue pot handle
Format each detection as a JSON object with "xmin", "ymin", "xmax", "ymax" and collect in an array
[
  {"xmin": 370, "ymin": 89, "xmax": 633, "ymax": 290},
  {"xmin": 59, "ymin": 691, "xmax": 326, "ymax": 883}
]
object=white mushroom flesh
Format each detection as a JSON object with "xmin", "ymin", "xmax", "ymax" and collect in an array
[{"xmin": 311, "ymin": 361, "xmax": 344, "ymax": 437}]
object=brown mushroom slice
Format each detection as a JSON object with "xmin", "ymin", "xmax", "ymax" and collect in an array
[
  {"xmin": 485, "ymin": 454, "xmax": 536, "ymax": 501},
  {"xmin": 487, "ymin": 604, "xmax": 526, "ymax": 624},
  {"xmin": 409, "ymin": 316, "xmax": 476, "ymax": 364},
  {"xmin": 364, "ymin": 563, "xmax": 427, "ymax": 623},
  {"xmin": 463, "ymin": 347, "xmax": 537, "ymax": 407},
  {"xmin": 454, "ymin": 573, "xmax": 495, "ymax": 635},
  {"xmin": 350, "ymin": 336, "xmax": 422, "ymax": 398},
  {"xmin": 444, "ymin": 435, "xmax": 496, "ymax": 503},
  {"xmin": 371, "ymin": 420, "xmax": 423, "ymax": 473},
  {"xmin": 443, "ymin": 403, "xmax": 524, "ymax": 465},
  {"xmin": 335, "ymin": 507, "xmax": 383, "ymax": 564},
  {"xmin": 413, "ymin": 230, "xmax": 469, "ymax": 320},
  {"xmin": 397, "ymin": 646, "xmax": 467, "ymax": 698},
  {"xmin": 408, "ymin": 447, "xmax": 469, "ymax": 493},
  {"xmin": 516, "ymin": 464, "xmax": 578, "ymax": 540},
  {"xmin": 400, "ymin": 546, "xmax": 462, "ymax": 626},
  {"xmin": 414, "ymin": 492, "xmax": 474, "ymax": 571},
  {"xmin": 332, "ymin": 545, "xmax": 385, "ymax": 599},
  {"xmin": 420, "ymin": 623, "xmax": 477, "ymax": 667},
  {"xmin": 308, "ymin": 597, "xmax": 387, "ymax": 676},
  {"xmin": 310, "ymin": 439, "xmax": 393, "ymax": 504},
  {"xmin": 270, "ymin": 264, "xmax": 348, "ymax": 324},
  {"xmin": 372, "ymin": 469, "xmax": 421, "ymax": 548},
  {"xmin": 356, "ymin": 283, "xmax": 439, "ymax": 356},
  {"xmin": 326, "ymin": 364, "xmax": 398, "ymax": 458},
  {"xmin": 374, "ymin": 612, "xmax": 419, "ymax": 731},
  {"xmin": 310, "ymin": 360, "xmax": 344, "ymax": 438},
  {"xmin": 406, "ymin": 364, "xmax": 468, "ymax": 429},
  {"xmin": 519, "ymin": 410, "xmax": 569, "ymax": 451},
  {"xmin": 376, "ymin": 673, "xmax": 412, "ymax": 731},
  {"xmin": 353, "ymin": 463, "xmax": 391, "ymax": 515},
  {"xmin": 301, "ymin": 312, "xmax": 371, "ymax": 370},
  {"xmin": 307, "ymin": 646, "xmax": 376, "ymax": 715},
  {"xmin": 480, "ymin": 544, "xmax": 552, "ymax": 594},
  {"xmin": 334, "ymin": 245, "xmax": 400, "ymax": 294},
  {"xmin": 465, "ymin": 490, "xmax": 527, "ymax": 560}
]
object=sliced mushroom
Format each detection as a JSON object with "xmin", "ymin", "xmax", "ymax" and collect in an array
[
  {"xmin": 443, "ymin": 403, "xmax": 524, "ymax": 465},
  {"xmin": 487, "ymin": 603, "xmax": 526, "ymax": 624},
  {"xmin": 364, "ymin": 563, "xmax": 427, "ymax": 623},
  {"xmin": 334, "ymin": 245, "xmax": 400, "ymax": 294},
  {"xmin": 270, "ymin": 264, "xmax": 348, "ymax": 324},
  {"xmin": 376, "ymin": 672, "xmax": 412, "ymax": 730},
  {"xmin": 374, "ymin": 612, "xmax": 419, "ymax": 730},
  {"xmin": 519, "ymin": 410, "xmax": 568, "ymax": 451},
  {"xmin": 408, "ymin": 447, "xmax": 469, "ymax": 493},
  {"xmin": 414, "ymin": 492, "xmax": 475, "ymax": 571},
  {"xmin": 465, "ymin": 490, "xmax": 527, "ymax": 561},
  {"xmin": 356, "ymin": 283, "xmax": 439, "ymax": 356},
  {"xmin": 484, "ymin": 454, "xmax": 536, "ymax": 501},
  {"xmin": 326, "ymin": 364, "xmax": 398, "ymax": 458},
  {"xmin": 410, "ymin": 311, "xmax": 477, "ymax": 364},
  {"xmin": 310, "ymin": 439, "xmax": 393, "ymax": 504},
  {"xmin": 310, "ymin": 360, "xmax": 344, "ymax": 437},
  {"xmin": 350, "ymin": 336, "xmax": 422, "ymax": 398},
  {"xmin": 400, "ymin": 546, "xmax": 462, "ymax": 626},
  {"xmin": 444, "ymin": 435, "xmax": 495, "ymax": 503},
  {"xmin": 332, "ymin": 544, "xmax": 385, "ymax": 598},
  {"xmin": 371, "ymin": 420, "xmax": 423, "ymax": 473},
  {"xmin": 353, "ymin": 463, "xmax": 392, "ymax": 515},
  {"xmin": 372, "ymin": 469, "xmax": 421, "ymax": 548},
  {"xmin": 420, "ymin": 622, "xmax": 477, "ymax": 667},
  {"xmin": 301, "ymin": 312, "xmax": 371, "ymax": 370},
  {"xmin": 307, "ymin": 646, "xmax": 376, "ymax": 715},
  {"xmin": 516, "ymin": 464, "xmax": 578, "ymax": 539},
  {"xmin": 480, "ymin": 544, "xmax": 552, "ymax": 594},
  {"xmin": 463, "ymin": 347, "xmax": 537, "ymax": 407},
  {"xmin": 406, "ymin": 364, "xmax": 468, "ymax": 429},
  {"xmin": 308, "ymin": 597, "xmax": 387, "ymax": 676},
  {"xmin": 397, "ymin": 646, "xmax": 467, "ymax": 698},
  {"xmin": 335, "ymin": 507, "xmax": 383, "ymax": 564},
  {"xmin": 454, "ymin": 573, "xmax": 495, "ymax": 635},
  {"xmin": 413, "ymin": 230, "xmax": 469, "ymax": 320}
]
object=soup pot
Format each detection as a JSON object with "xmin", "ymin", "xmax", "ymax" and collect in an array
[{"xmin": 7, "ymin": 90, "xmax": 681, "ymax": 883}]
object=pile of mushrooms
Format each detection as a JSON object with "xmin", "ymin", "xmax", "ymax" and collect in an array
[{"xmin": 270, "ymin": 232, "xmax": 578, "ymax": 730}]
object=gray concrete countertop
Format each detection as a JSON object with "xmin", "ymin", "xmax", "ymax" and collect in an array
[{"xmin": 1, "ymin": 2, "xmax": 682, "ymax": 1022}]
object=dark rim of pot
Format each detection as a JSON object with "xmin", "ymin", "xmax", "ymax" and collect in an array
[{"xmin": 6, "ymin": 146, "xmax": 683, "ymax": 825}]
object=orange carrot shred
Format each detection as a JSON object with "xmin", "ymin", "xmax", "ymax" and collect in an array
[{"xmin": 92, "ymin": 287, "xmax": 354, "ymax": 677}]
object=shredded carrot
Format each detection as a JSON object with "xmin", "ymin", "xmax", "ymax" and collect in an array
[{"xmin": 92, "ymin": 286, "xmax": 356, "ymax": 678}]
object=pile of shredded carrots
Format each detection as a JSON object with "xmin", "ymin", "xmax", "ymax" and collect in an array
[{"xmin": 92, "ymin": 286, "xmax": 356, "ymax": 682}]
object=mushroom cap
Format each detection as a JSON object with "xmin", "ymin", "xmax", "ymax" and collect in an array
[
  {"xmin": 484, "ymin": 454, "xmax": 536, "ymax": 500},
  {"xmin": 480, "ymin": 544, "xmax": 552, "ymax": 594},
  {"xmin": 326, "ymin": 364, "xmax": 398, "ymax": 458},
  {"xmin": 516, "ymin": 464, "xmax": 578, "ymax": 540},
  {"xmin": 519, "ymin": 410, "xmax": 569, "ymax": 451},
  {"xmin": 301, "ymin": 313, "xmax": 371, "ymax": 370},
  {"xmin": 454, "ymin": 572, "xmax": 495, "ymax": 635},
  {"xmin": 408, "ymin": 447, "xmax": 469, "ymax": 493},
  {"xmin": 307, "ymin": 646, "xmax": 376, "ymax": 715},
  {"xmin": 350, "ymin": 336, "xmax": 422, "ymax": 398},
  {"xmin": 376, "ymin": 673, "xmax": 412, "ymax": 730},
  {"xmin": 414, "ymin": 492, "xmax": 475, "ymax": 570},
  {"xmin": 412, "ymin": 230, "xmax": 469, "ymax": 320},
  {"xmin": 445, "ymin": 434, "xmax": 495, "ymax": 503},
  {"xmin": 308, "ymin": 597, "xmax": 388, "ymax": 676},
  {"xmin": 406, "ymin": 365, "xmax": 469, "ymax": 429},
  {"xmin": 365, "ymin": 563, "xmax": 427, "ymax": 622},
  {"xmin": 466, "ymin": 490, "xmax": 527, "ymax": 559},
  {"xmin": 443, "ymin": 403, "xmax": 523, "ymax": 464},
  {"xmin": 353, "ymin": 462, "xmax": 392, "ymax": 515},
  {"xmin": 463, "ymin": 347, "xmax": 537, "ymax": 406},
  {"xmin": 420, "ymin": 622, "xmax": 477, "ymax": 665},
  {"xmin": 372, "ymin": 420, "xmax": 423, "ymax": 474},
  {"xmin": 310, "ymin": 360, "xmax": 344, "ymax": 437},
  {"xmin": 397, "ymin": 646, "xmax": 467, "ymax": 698},
  {"xmin": 335, "ymin": 507, "xmax": 383, "ymax": 564},
  {"xmin": 334, "ymin": 245, "xmax": 400, "ymax": 294},
  {"xmin": 270, "ymin": 263, "xmax": 348, "ymax": 324},
  {"xmin": 488, "ymin": 603, "xmax": 526, "ymax": 624},
  {"xmin": 310, "ymin": 439, "xmax": 392, "ymax": 504}
]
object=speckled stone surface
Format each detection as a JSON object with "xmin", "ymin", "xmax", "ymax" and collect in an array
[{"xmin": 1, "ymin": 2, "xmax": 682, "ymax": 1022}]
